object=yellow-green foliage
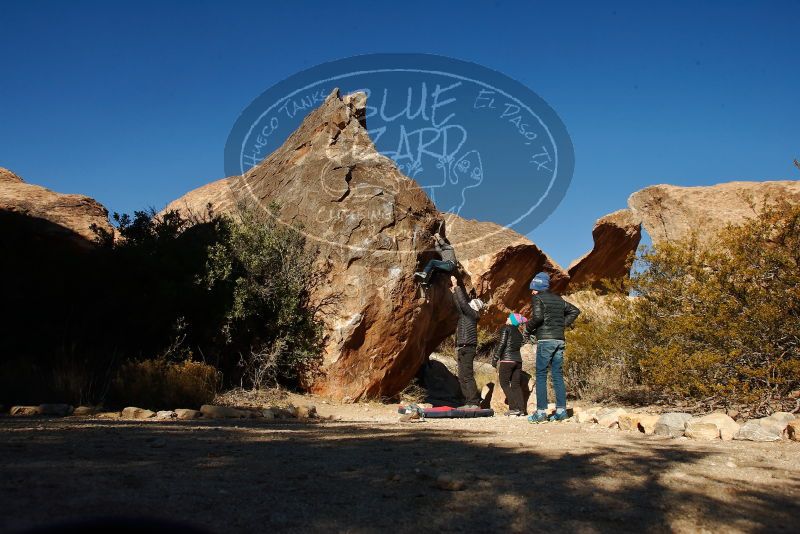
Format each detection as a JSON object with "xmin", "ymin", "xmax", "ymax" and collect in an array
[
  {"xmin": 564, "ymin": 292, "xmax": 639, "ymax": 402},
  {"xmin": 111, "ymin": 359, "xmax": 220, "ymax": 409},
  {"xmin": 567, "ymin": 200, "xmax": 800, "ymax": 413}
]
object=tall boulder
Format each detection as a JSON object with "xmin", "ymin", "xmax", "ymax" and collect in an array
[
  {"xmin": 442, "ymin": 214, "xmax": 569, "ymax": 328},
  {"xmin": 567, "ymin": 209, "xmax": 641, "ymax": 291},
  {"xmin": 165, "ymin": 90, "xmax": 454, "ymax": 401},
  {"xmin": 628, "ymin": 181, "xmax": 800, "ymax": 246},
  {"xmin": 0, "ymin": 167, "xmax": 114, "ymax": 247}
]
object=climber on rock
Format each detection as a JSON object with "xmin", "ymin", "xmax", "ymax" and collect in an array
[{"xmin": 414, "ymin": 233, "xmax": 458, "ymax": 287}]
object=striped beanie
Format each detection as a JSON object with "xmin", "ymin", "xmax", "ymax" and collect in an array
[{"xmin": 509, "ymin": 313, "xmax": 528, "ymax": 326}]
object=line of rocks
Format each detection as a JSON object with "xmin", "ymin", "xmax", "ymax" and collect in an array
[
  {"xmin": 4, "ymin": 403, "xmax": 318, "ymax": 421},
  {"xmin": 572, "ymin": 406, "xmax": 800, "ymax": 442}
]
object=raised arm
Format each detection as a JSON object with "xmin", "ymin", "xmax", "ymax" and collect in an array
[{"xmin": 452, "ymin": 285, "xmax": 477, "ymax": 319}]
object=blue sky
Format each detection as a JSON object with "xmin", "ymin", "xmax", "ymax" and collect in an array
[{"xmin": 1, "ymin": 0, "xmax": 798, "ymax": 266}]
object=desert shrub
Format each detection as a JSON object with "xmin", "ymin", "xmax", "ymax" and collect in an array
[
  {"xmin": 566, "ymin": 200, "xmax": 800, "ymax": 414},
  {"xmin": 110, "ymin": 359, "xmax": 220, "ymax": 410},
  {"xmin": 204, "ymin": 204, "xmax": 324, "ymax": 388},
  {"xmin": 0, "ymin": 201, "xmax": 323, "ymax": 406},
  {"xmin": 564, "ymin": 292, "xmax": 642, "ymax": 402}
]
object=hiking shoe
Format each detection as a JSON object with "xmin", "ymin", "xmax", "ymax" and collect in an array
[
  {"xmin": 504, "ymin": 410, "xmax": 522, "ymax": 417},
  {"xmin": 458, "ymin": 404, "xmax": 480, "ymax": 410},
  {"xmin": 549, "ymin": 409, "xmax": 569, "ymax": 422},
  {"xmin": 414, "ymin": 272, "xmax": 427, "ymax": 281},
  {"xmin": 528, "ymin": 411, "xmax": 548, "ymax": 424}
]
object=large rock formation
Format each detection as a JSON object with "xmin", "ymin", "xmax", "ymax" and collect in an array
[
  {"xmin": 628, "ymin": 181, "xmax": 800, "ymax": 245},
  {"xmin": 442, "ymin": 214, "xmax": 568, "ymax": 327},
  {"xmin": 166, "ymin": 90, "xmax": 455, "ymax": 401},
  {"xmin": 0, "ymin": 167, "xmax": 114, "ymax": 247},
  {"xmin": 567, "ymin": 209, "xmax": 641, "ymax": 291}
]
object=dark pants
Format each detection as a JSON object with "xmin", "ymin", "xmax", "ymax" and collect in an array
[
  {"xmin": 498, "ymin": 361, "xmax": 525, "ymax": 412},
  {"xmin": 456, "ymin": 345, "xmax": 481, "ymax": 405},
  {"xmin": 422, "ymin": 259, "xmax": 455, "ymax": 284},
  {"xmin": 535, "ymin": 339, "xmax": 566, "ymax": 411}
]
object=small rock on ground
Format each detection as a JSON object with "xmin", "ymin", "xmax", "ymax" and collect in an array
[
  {"xmin": 175, "ymin": 409, "xmax": 202, "ymax": 420},
  {"xmin": 121, "ymin": 407, "xmax": 155, "ymax": 419}
]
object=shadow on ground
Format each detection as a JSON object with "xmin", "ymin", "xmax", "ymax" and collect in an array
[{"xmin": 0, "ymin": 417, "xmax": 798, "ymax": 533}]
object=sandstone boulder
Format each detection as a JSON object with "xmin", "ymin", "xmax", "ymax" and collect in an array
[
  {"xmin": 637, "ymin": 414, "xmax": 661, "ymax": 435},
  {"xmin": 10, "ymin": 406, "xmax": 40, "ymax": 416},
  {"xmin": 155, "ymin": 410, "xmax": 177, "ymax": 420},
  {"xmin": 121, "ymin": 407, "xmax": 155, "ymax": 419},
  {"xmin": 734, "ymin": 418, "xmax": 785, "ymax": 442},
  {"xmin": 685, "ymin": 422, "xmax": 720, "ymax": 440},
  {"xmin": 698, "ymin": 413, "xmax": 740, "ymax": 441},
  {"xmin": 654, "ymin": 412, "xmax": 692, "ymax": 438},
  {"xmin": 618, "ymin": 413, "xmax": 642, "ymax": 432},
  {"xmin": 166, "ymin": 90, "xmax": 453, "ymax": 401},
  {"xmin": 567, "ymin": 209, "xmax": 641, "ymax": 292},
  {"xmin": 0, "ymin": 168, "xmax": 114, "ymax": 247},
  {"xmin": 442, "ymin": 214, "xmax": 569, "ymax": 328},
  {"xmin": 575, "ymin": 406, "xmax": 602, "ymax": 424},
  {"xmin": 175, "ymin": 409, "xmax": 202, "ymax": 420},
  {"xmin": 595, "ymin": 407, "xmax": 627, "ymax": 428},
  {"xmin": 628, "ymin": 181, "xmax": 800, "ymax": 246},
  {"xmin": 420, "ymin": 355, "xmax": 464, "ymax": 406},
  {"xmin": 295, "ymin": 405, "xmax": 317, "ymax": 419},
  {"xmin": 763, "ymin": 412, "xmax": 796, "ymax": 430}
]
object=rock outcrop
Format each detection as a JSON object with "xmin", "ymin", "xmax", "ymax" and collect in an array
[
  {"xmin": 443, "ymin": 214, "xmax": 569, "ymax": 327},
  {"xmin": 166, "ymin": 90, "xmax": 453, "ymax": 401},
  {"xmin": 0, "ymin": 167, "xmax": 114, "ymax": 247},
  {"xmin": 628, "ymin": 181, "xmax": 800, "ymax": 245},
  {"xmin": 567, "ymin": 209, "xmax": 641, "ymax": 291}
]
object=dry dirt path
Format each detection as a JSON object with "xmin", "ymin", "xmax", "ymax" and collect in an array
[{"xmin": 1, "ymin": 398, "xmax": 799, "ymax": 533}]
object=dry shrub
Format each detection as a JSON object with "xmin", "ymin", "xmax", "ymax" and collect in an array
[
  {"xmin": 398, "ymin": 378, "xmax": 426, "ymax": 404},
  {"xmin": 564, "ymin": 292, "xmax": 642, "ymax": 403},
  {"xmin": 566, "ymin": 200, "xmax": 800, "ymax": 415},
  {"xmin": 110, "ymin": 359, "xmax": 220, "ymax": 410}
]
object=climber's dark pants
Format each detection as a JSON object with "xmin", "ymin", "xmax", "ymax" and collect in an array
[
  {"xmin": 456, "ymin": 344, "xmax": 481, "ymax": 405},
  {"xmin": 421, "ymin": 259, "xmax": 455, "ymax": 284},
  {"xmin": 498, "ymin": 361, "xmax": 525, "ymax": 413}
]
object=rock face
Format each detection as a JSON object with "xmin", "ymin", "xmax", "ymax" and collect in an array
[
  {"xmin": 567, "ymin": 209, "xmax": 641, "ymax": 291},
  {"xmin": 0, "ymin": 167, "xmax": 114, "ymax": 247},
  {"xmin": 628, "ymin": 181, "xmax": 800, "ymax": 246},
  {"xmin": 167, "ymin": 90, "xmax": 452, "ymax": 401},
  {"xmin": 443, "ymin": 214, "xmax": 569, "ymax": 328}
]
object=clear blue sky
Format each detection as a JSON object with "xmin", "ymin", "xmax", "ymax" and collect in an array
[{"xmin": 1, "ymin": 0, "xmax": 798, "ymax": 266}]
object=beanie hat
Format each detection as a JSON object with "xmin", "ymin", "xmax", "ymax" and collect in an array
[
  {"xmin": 468, "ymin": 298, "xmax": 485, "ymax": 313},
  {"xmin": 508, "ymin": 313, "xmax": 528, "ymax": 326},
  {"xmin": 529, "ymin": 272, "xmax": 550, "ymax": 291}
]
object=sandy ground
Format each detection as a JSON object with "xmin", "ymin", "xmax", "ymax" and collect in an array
[{"xmin": 1, "ymin": 396, "xmax": 799, "ymax": 534}]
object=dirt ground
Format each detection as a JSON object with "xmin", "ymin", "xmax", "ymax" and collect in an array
[{"xmin": 1, "ymin": 396, "xmax": 799, "ymax": 534}]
